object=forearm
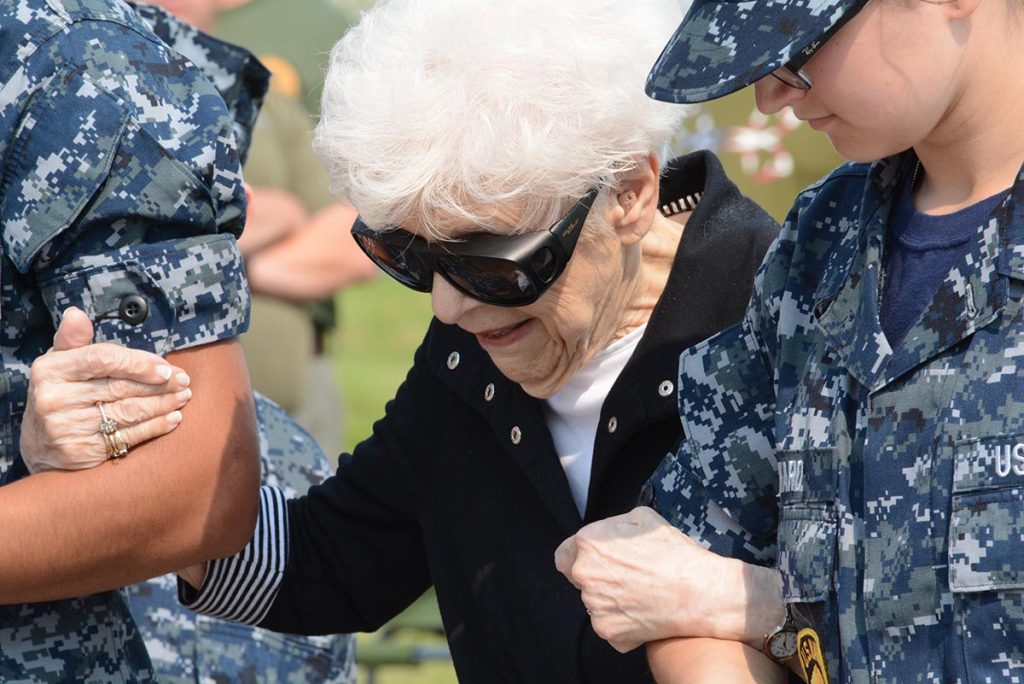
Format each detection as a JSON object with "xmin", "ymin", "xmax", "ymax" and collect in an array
[
  {"xmin": 694, "ymin": 557, "xmax": 785, "ymax": 647},
  {"xmin": 645, "ymin": 562, "xmax": 790, "ymax": 683},
  {"xmin": 0, "ymin": 340, "xmax": 260, "ymax": 603},
  {"xmin": 183, "ymin": 469, "xmax": 430, "ymax": 636},
  {"xmin": 245, "ymin": 204, "xmax": 376, "ymax": 301},
  {"xmin": 237, "ymin": 186, "xmax": 309, "ymax": 256},
  {"xmin": 647, "ymin": 638, "xmax": 787, "ymax": 684},
  {"xmin": 189, "ymin": 371, "xmax": 435, "ymax": 635},
  {"xmin": 556, "ymin": 506, "xmax": 785, "ymax": 652}
]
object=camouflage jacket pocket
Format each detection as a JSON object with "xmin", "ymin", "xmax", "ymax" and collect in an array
[
  {"xmin": 777, "ymin": 448, "xmax": 838, "ymax": 602},
  {"xmin": 948, "ymin": 435, "xmax": 1024, "ymax": 593},
  {"xmin": 1, "ymin": 81, "xmax": 128, "ymax": 274}
]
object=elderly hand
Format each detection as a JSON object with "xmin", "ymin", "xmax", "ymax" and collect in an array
[
  {"xmin": 20, "ymin": 307, "xmax": 193, "ymax": 473},
  {"xmin": 554, "ymin": 506, "xmax": 782, "ymax": 654}
]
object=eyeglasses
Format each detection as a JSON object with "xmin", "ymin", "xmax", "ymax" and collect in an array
[
  {"xmin": 351, "ymin": 187, "xmax": 600, "ymax": 307},
  {"xmin": 770, "ymin": 0, "xmax": 871, "ymax": 90}
]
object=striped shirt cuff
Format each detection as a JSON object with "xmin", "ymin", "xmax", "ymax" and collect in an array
[{"xmin": 178, "ymin": 485, "xmax": 289, "ymax": 625}]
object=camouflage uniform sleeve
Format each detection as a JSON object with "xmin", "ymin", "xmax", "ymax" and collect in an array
[
  {"xmin": 2, "ymin": 17, "xmax": 261, "ymax": 352},
  {"xmin": 648, "ymin": 227, "xmax": 797, "ymax": 565}
]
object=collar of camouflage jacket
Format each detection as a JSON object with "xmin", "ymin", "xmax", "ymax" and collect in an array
[{"xmin": 812, "ymin": 151, "xmax": 1024, "ymax": 392}]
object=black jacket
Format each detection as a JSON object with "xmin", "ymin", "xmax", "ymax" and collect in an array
[{"xmin": 261, "ymin": 151, "xmax": 779, "ymax": 682}]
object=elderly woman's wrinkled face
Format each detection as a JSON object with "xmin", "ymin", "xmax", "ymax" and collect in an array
[{"xmin": 419, "ymin": 200, "xmax": 637, "ymax": 399}]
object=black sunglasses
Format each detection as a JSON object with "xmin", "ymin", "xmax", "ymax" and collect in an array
[
  {"xmin": 351, "ymin": 187, "xmax": 601, "ymax": 307},
  {"xmin": 771, "ymin": 0, "xmax": 871, "ymax": 90}
]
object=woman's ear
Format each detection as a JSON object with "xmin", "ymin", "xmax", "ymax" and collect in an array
[{"xmin": 607, "ymin": 155, "xmax": 661, "ymax": 246}]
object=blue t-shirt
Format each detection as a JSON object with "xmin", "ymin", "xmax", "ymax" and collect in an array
[{"xmin": 880, "ymin": 174, "xmax": 1009, "ymax": 347}]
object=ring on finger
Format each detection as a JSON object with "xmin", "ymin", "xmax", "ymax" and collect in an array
[{"xmin": 97, "ymin": 401, "xmax": 130, "ymax": 459}]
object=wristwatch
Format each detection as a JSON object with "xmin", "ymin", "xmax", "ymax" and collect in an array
[{"xmin": 762, "ymin": 608, "xmax": 798, "ymax": 664}]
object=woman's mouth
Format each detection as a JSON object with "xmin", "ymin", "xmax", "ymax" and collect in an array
[
  {"xmin": 475, "ymin": 319, "xmax": 535, "ymax": 349},
  {"xmin": 806, "ymin": 115, "xmax": 835, "ymax": 131}
]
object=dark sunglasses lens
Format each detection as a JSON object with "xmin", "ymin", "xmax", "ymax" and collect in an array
[
  {"xmin": 354, "ymin": 232, "xmax": 432, "ymax": 291},
  {"xmin": 438, "ymin": 255, "xmax": 539, "ymax": 305},
  {"xmin": 530, "ymin": 247, "xmax": 559, "ymax": 283}
]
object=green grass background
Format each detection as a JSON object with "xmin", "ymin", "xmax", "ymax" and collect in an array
[{"xmin": 332, "ymin": 277, "xmax": 458, "ymax": 684}]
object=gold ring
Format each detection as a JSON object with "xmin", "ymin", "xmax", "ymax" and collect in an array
[{"xmin": 97, "ymin": 401, "xmax": 129, "ymax": 459}]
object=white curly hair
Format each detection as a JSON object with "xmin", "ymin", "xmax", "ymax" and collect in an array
[{"xmin": 314, "ymin": 0, "xmax": 689, "ymax": 238}]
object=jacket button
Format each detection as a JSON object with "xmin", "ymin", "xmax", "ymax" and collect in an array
[
  {"xmin": 118, "ymin": 295, "xmax": 149, "ymax": 325},
  {"xmin": 447, "ymin": 352, "xmax": 460, "ymax": 369},
  {"xmin": 658, "ymin": 380, "xmax": 674, "ymax": 397},
  {"xmin": 607, "ymin": 416, "xmax": 618, "ymax": 433},
  {"xmin": 484, "ymin": 383, "xmax": 495, "ymax": 401},
  {"xmin": 510, "ymin": 426, "xmax": 522, "ymax": 444}
]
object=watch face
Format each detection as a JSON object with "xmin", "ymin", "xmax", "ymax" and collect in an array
[{"xmin": 769, "ymin": 630, "xmax": 798, "ymax": 660}]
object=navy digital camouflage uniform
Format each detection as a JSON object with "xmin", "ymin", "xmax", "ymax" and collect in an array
[
  {"xmin": 127, "ymin": 393, "xmax": 355, "ymax": 684},
  {"xmin": 649, "ymin": 151, "xmax": 1024, "ymax": 682},
  {"xmin": 0, "ymin": 0, "xmax": 266, "ymax": 680}
]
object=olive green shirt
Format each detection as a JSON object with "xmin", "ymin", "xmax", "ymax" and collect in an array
[{"xmin": 217, "ymin": 0, "xmax": 360, "ymax": 114}]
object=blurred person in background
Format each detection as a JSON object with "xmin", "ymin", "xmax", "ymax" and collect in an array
[
  {"xmin": 127, "ymin": 1, "xmax": 364, "ymax": 681},
  {"xmin": 217, "ymin": 0, "xmax": 361, "ymax": 116},
  {"xmin": 238, "ymin": 77, "xmax": 377, "ymax": 457},
  {"xmin": 155, "ymin": 0, "xmax": 376, "ymax": 458},
  {"xmin": 20, "ymin": 0, "xmax": 784, "ymax": 680}
]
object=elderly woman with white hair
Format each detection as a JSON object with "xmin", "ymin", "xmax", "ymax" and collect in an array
[{"xmin": 19, "ymin": 0, "xmax": 782, "ymax": 679}]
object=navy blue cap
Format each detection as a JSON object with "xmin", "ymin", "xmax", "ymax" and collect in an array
[{"xmin": 646, "ymin": 0, "xmax": 859, "ymax": 104}]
